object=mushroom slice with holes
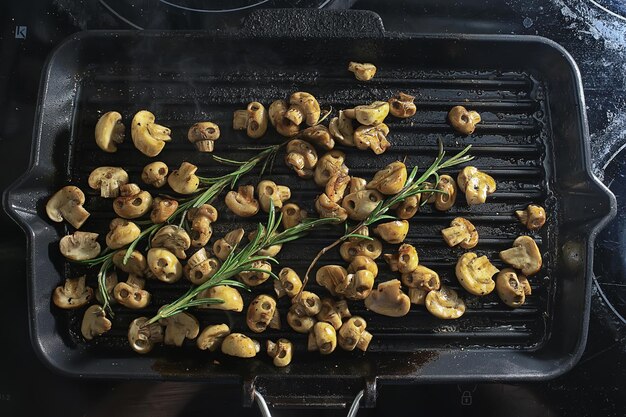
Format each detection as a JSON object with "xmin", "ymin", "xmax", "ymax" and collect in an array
[
  {"xmin": 196, "ymin": 285, "xmax": 243, "ymax": 312},
  {"xmin": 373, "ymin": 220, "xmax": 409, "ymax": 244},
  {"xmin": 184, "ymin": 250, "xmax": 220, "ymax": 285},
  {"xmin": 348, "ymin": 255, "xmax": 379, "ymax": 277},
  {"xmin": 516, "ymin": 204, "xmax": 546, "ymax": 231},
  {"xmin": 213, "ymin": 228, "xmax": 245, "ymax": 261},
  {"xmin": 441, "ymin": 217, "xmax": 479, "ymax": 249},
  {"xmin": 96, "ymin": 270, "xmax": 118, "ymax": 306},
  {"xmin": 299, "ymin": 125, "xmax": 335, "ymax": 150},
  {"xmin": 499, "ymin": 236, "xmax": 542, "ymax": 276},
  {"xmin": 113, "ymin": 184, "xmax": 152, "ymax": 219},
  {"xmin": 325, "ymin": 172, "xmax": 350, "ymax": 203},
  {"xmin": 367, "ymin": 161, "xmax": 407, "ymax": 195},
  {"xmin": 338, "ymin": 316, "xmax": 373, "ymax": 352},
  {"xmin": 307, "ymin": 322, "xmax": 337, "ymax": 355},
  {"xmin": 168, "ymin": 162, "xmax": 200, "ymax": 195},
  {"xmin": 187, "ymin": 204, "xmax": 218, "ymax": 247},
  {"xmin": 339, "ymin": 238, "xmax": 383, "ymax": 263},
  {"xmin": 141, "ymin": 162, "xmax": 169, "ymax": 188},
  {"xmin": 150, "ymin": 197, "xmax": 178, "ymax": 224},
  {"xmin": 247, "ymin": 294, "xmax": 279, "ymax": 333},
  {"xmin": 496, "ymin": 268, "xmax": 531, "ymax": 308},
  {"xmin": 388, "ymin": 92, "xmax": 416, "ymax": 118},
  {"xmin": 287, "ymin": 306, "xmax": 317, "ymax": 333},
  {"xmin": 46, "ymin": 186, "xmax": 90, "ymax": 229},
  {"xmin": 269, "ymin": 99, "xmax": 300, "ymax": 137},
  {"xmin": 425, "ymin": 286, "xmax": 466, "ymax": 319},
  {"xmin": 401, "ymin": 265, "xmax": 441, "ymax": 293},
  {"xmin": 81, "ymin": 305, "xmax": 112, "ymax": 340},
  {"xmin": 197, "ymin": 324, "xmax": 230, "ymax": 352},
  {"xmin": 274, "ymin": 267, "xmax": 303, "ymax": 298},
  {"xmin": 448, "ymin": 106, "xmax": 481, "ymax": 135},
  {"xmin": 342, "ymin": 189, "xmax": 384, "ymax": 221},
  {"xmin": 52, "ymin": 275, "xmax": 93, "ymax": 309},
  {"xmin": 315, "ymin": 193, "xmax": 348, "ymax": 223},
  {"xmin": 281, "ymin": 203, "xmax": 307, "ymax": 229},
  {"xmin": 343, "ymin": 270, "xmax": 375, "ymax": 300},
  {"xmin": 457, "ymin": 166, "xmax": 496, "ymax": 206},
  {"xmin": 285, "ymin": 139, "xmax": 318, "ymax": 179},
  {"xmin": 248, "ymin": 229, "xmax": 282, "ymax": 257},
  {"xmin": 225, "ymin": 185, "xmax": 260, "ymax": 218},
  {"xmin": 95, "ymin": 111, "xmax": 125, "ymax": 153},
  {"xmin": 354, "ymin": 124, "xmax": 391, "ymax": 155},
  {"xmin": 88, "ymin": 167, "xmax": 129, "ymax": 198},
  {"xmin": 267, "ymin": 339, "xmax": 293, "ymax": 367},
  {"xmin": 395, "ymin": 195, "xmax": 420, "ymax": 220},
  {"xmin": 221, "ymin": 333, "xmax": 260, "ymax": 358},
  {"xmin": 364, "ymin": 279, "xmax": 411, "ymax": 317},
  {"xmin": 148, "ymin": 248, "xmax": 183, "ymax": 283},
  {"xmin": 396, "ymin": 243, "xmax": 419, "ymax": 274},
  {"xmin": 257, "ymin": 180, "xmax": 291, "ymax": 212},
  {"xmin": 316, "ymin": 298, "xmax": 344, "ymax": 330},
  {"xmin": 237, "ymin": 102, "xmax": 269, "ymax": 139},
  {"xmin": 112, "ymin": 250, "xmax": 150, "ymax": 277},
  {"xmin": 113, "ymin": 274, "xmax": 151, "ymax": 309},
  {"xmin": 159, "ymin": 311, "xmax": 199, "ymax": 347},
  {"xmin": 314, "ymin": 150, "xmax": 349, "ymax": 187},
  {"xmin": 434, "ymin": 175, "xmax": 457, "ymax": 211},
  {"xmin": 131, "ymin": 110, "xmax": 171, "ymax": 157},
  {"xmin": 59, "ymin": 231, "xmax": 100, "ymax": 261},
  {"xmin": 291, "ymin": 291, "xmax": 322, "ymax": 317},
  {"xmin": 188, "ymin": 122, "xmax": 220, "ymax": 152},
  {"xmin": 238, "ymin": 260, "xmax": 272, "ymax": 287},
  {"xmin": 106, "ymin": 218, "xmax": 141, "ymax": 250},
  {"xmin": 329, "ymin": 110, "xmax": 355, "ymax": 147},
  {"xmin": 348, "ymin": 61, "xmax": 377, "ymax": 81},
  {"xmin": 151, "ymin": 225, "xmax": 191, "ymax": 259},
  {"xmin": 316, "ymin": 265, "xmax": 349, "ymax": 297},
  {"xmin": 348, "ymin": 101, "xmax": 389, "ymax": 126},
  {"xmin": 455, "ymin": 252, "xmax": 499, "ymax": 296},
  {"xmin": 128, "ymin": 317, "xmax": 164, "ymax": 354},
  {"xmin": 286, "ymin": 92, "xmax": 321, "ymax": 127}
]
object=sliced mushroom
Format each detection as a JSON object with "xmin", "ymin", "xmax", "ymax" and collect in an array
[
  {"xmin": 113, "ymin": 184, "xmax": 153, "ymax": 219},
  {"xmin": 395, "ymin": 195, "xmax": 420, "ymax": 219},
  {"xmin": 285, "ymin": 139, "xmax": 318, "ymax": 178},
  {"xmin": 287, "ymin": 306, "xmax": 317, "ymax": 333},
  {"xmin": 347, "ymin": 255, "xmax": 379, "ymax": 277},
  {"xmin": 168, "ymin": 162, "xmax": 200, "ymax": 195},
  {"xmin": 425, "ymin": 286, "xmax": 466, "ymax": 319},
  {"xmin": 316, "ymin": 265, "xmax": 350, "ymax": 297},
  {"xmin": 434, "ymin": 175, "xmax": 457, "ymax": 211},
  {"xmin": 188, "ymin": 122, "xmax": 220, "ymax": 152},
  {"xmin": 291, "ymin": 291, "xmax": 322, "ymax": 317},
  {"xmin": 112, "ymin": 249, "xmax": 150, "ymax": 278},
  {"xmin": 95, "ymin": 111, "xmax": 125, "ymax": 153},
  {"xmin": 238, "ymin": 260, "xmax": 272, "ymax": 286},
  {"xmin": 59, "ymin": 231, "xmax": 100, "ymax": 261},
  {"xmin": 299, "ymin": 125, "xmax": 335, "ymax": 150},
  {"xmin": 388, "ymin": 92, "xmax": 416, "ymax": 118},
  {"xmin": 338, "ymin": 316, "xmax": 373, "ymax": 352},
  {"xmin": 325, "ymin": 172, "xmax": 350, "ymax": 203},
  {"xmin": 196, "ymin": 285, "xmax": 243, "ymax": 312},
  {"xmin": 455, "ymin": 252, "xmax": 499, "ymax": 296},
  {"xmin": 141, "ymin": 161, "xmax": 169, "ymax": 188},
  {"xmin": 457, "ymin": 166, "xmax": 496, "ymax": 206},
  {"xmin": 315, "ymin": 193, "xmax": 348, "ymax": 222},
  {"xmin": 516, "ymin": 204, "xmax": 546, "ymax": 231},
  {"xmin": 269, "ymin": 99, "xmax": 299, "ymax": 137},
  {"xmin": 88, "ymin": 167, "xmax": 129, "ymax": 198},
  {"xmin": 267, "ymin": 339, "xmax": 293, "ymax": 367},
  {"xmin": 159, "ymin": 311, "xmax": 199, "ymax": 347},
  {"xmin": 353, "ymin": 124, "xmax": 391, "ymax": 155},
  {"xmin": 197, "ymin": 324, "xmax": 230, "ymax": 352},
  {"xmin": 499, "ymin": 236, "xmax": 542, "ymax": 276},
  {"xmin": 130, "ymin": 110, "xmax": 171, "ymax": 157},
  {"xmin": 81, "ymin": 305, "xmax": 112, "ymax": 340},
  {"xmin": 441, "ymin": 217, "xmax": 478, "ymax": 249},
  {"xmin": 233, "ymin": 102, "xmax": 269, "ymax": 139},
  {"xmin": 257, "ymin": 180, "xmax": 291, "ymax": 212},
  {"xmin": 150, "ymin": 197, "xmax": 178, "ymax": 224},
  {"xmin": 347, "ymin": 101, "xmax": 389, "ymax": 126},
  {"xmin": 147, "ymin": 248, "xmax": 183, "ymax": 283},
  {"xmin": 221, "ymin": 333, "xmax": 260, "ymax": 358},
  {"xmin": 213, "ymin": 228, "xmax": 245, "ymax": 261},
  {"xmin": 52, "ymin": 275, "xmax": 93, "ymax": 309},
  {"xmin": 274, "ymin": 267, "xmax": 303, "ymax": 298},
  {"xmin": 184, "ymin": 248, "xmax": 221, "ymax": 285},
  {"xmin": 448, "ymin": 106, "xmax": 481, "ymax": 135},
  {"xmin": 348, "ymin": 62, "xmax": 377, "ymax": 81},
  {"xmin": 314, "ymin": 150, "xmax": 349, "ymax": 187},
  {"xmin": 373, "ymin": 220, "xmax": 409, "ymax": 244},
  {"xmin": 225, "ymin": 185, "xmax": 260, "ymax": 218},
  {"xmin": 46, "ymin": 186, "xmax": 90, "ymax": 229},
  {"xmin": 281, "ymin": 203, "xmax": 307, "ymax": 229},
  {"xmin": 364, "ymin": 279, "xmax": 411, "ymax": 317},
  {"xmin": 128, "ymin": 317, "xmax": 164, "ymax": 354},
  {"xmin": 329, "ymin": 110, "xmax": 355, "ymax": 147},
  {"xmin": 496, "ymin": 268, "xmax": 531, "ymax": 308},
  {"xmin": 339, "ymin": 238, "xmax": 383, "ymax": 262},
  {"xmin": 105, "ymin": 218, "xmax": 140, "ymax": 250},
  {"xmin": 316, "ymin": 298, "xmax": 344, "ymax": 330},
  {"xmin": 286, "ymin": 92, "xmax": 321, "ymax": 127},
  {"xmin": 151, "ymin": 225, "xmax": 190, "ymax": 259},
  {"xmin": 384, "ymin": 243, "xmax": 419, "ymax": 274},
  {"xmin": 246, "ymin": 294, "xmax": 279, "ymax": 333},
  {"xmin": 343, "ymin": 270, "xmax": 375, "ymax": 300},
  {"xmin": 401, "ymin": 265, "xmax": 440, "ymax": 292},
  {"xmin": 367, "ymin": 161, "xmax": 407, "ymax": 195},
  {"xmin": 342, "ymin": 190, "xmax": 384, "ymax": 221},
  {"xmin": 187, "ymin": 204, "xmax": 218, "ymax": 247},
  {"xmin": 307, "ymin": 322, "xmax": 337, "ymax": 355},
  {"xmin": 113, "ymin": 274, "xmax": 151, "ymax": 309}
]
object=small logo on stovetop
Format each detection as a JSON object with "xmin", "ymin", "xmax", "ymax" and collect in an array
[{"xmin": 14, "ymin": 26, "xmax": 27, "ymax": 39}]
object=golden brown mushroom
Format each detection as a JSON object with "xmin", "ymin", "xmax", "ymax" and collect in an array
[
  {"xmin": 130, "ymin": 110, "xmax": 171, "ymax": 157},
  {"xmin": 314, "ymin": 150, "xmax": 349, "ymax": 187},
  {"xmin": 338, "ymin": 316, "xmax": 373, "ymax": 352},
  {"xmin": 343, "ymin": 270, "xmax": 375, "ymax": 300},
  {"xmin": 401, "ymin": 265, "xmax": 440, "ymax": 292},
  {"xmin": 325, "ymin": 172, "xmax": 350, "ymax": 203},
  {"xmin": 316, "ymin": 265, "xmax": 350, "ymax": 297},
  {"xmin": 364, "ymin": 279, "xmax": 411, "ymax": 317},
  {"xmin": 287, "ymin": 306, "xmax": 317, "ymax": 333},
  {"xmin": 95, "ymin": 111, "xmax": 125, "ymax": 153},
  {"xmin": 499, "ymin": 236, "xmax": 542, "ymax": 276},
  {"xmin": 315, "ymin": 193, "xmax": 348, "ymax": 223},
  {"xmin": 197, "ymin": 324, "xmax": 230, "ymax": 352},
  {"xmin": 286, "ymin": 92, "xmax": 321, "ymax": 127},
  {"xmin": 159, "ymin": 311, "xmax": 200, "ymax": 347},
  {"xmin": 168, "ymin": 162, "xmax": 200, "ymax": 195},
  {"xmin": 246, "ymin": 294, "xmax": 280, "ymax": 333},
  {"xmin": 267, "ymin": 339, "xmax": 293, "ymax": 367},
  {"xmin": 269, "ymin": 99, "xmax": 299, "ymax": 137},
  {"xmin": 59, "ymin": 231, "xmax": 100, "ymax": 261},
  {"xmin": 188, "ymin": 122, "xmax": 220, "ymax": 152},
  {"xmin": 184, "ymin": 248, "xmax": 221, "ymax": 285},
  {"xmin": 291, "ymin": 291, "xmax": 322, "ymax": 317},
  {"xmin": 106, "ymin": 218, "xmax": 141, "ymax": 249},
  {"xmin": 52, "ymin": 275, "xmax": 93, "ymax": 309},
  {"xmin": 496, "ymin": 268, "xmax": 531, "ymax": 308},
  {"xmin": 46, "ymin": 186, "xmax": 90, "ymax": 229},
  {"xmin": 285, "ymin": 139, "xmax": 318, "ymax": 179},
  {"xmin": 457, "ymin": 166, "xmax": 496, "ymax": 205},
  {"xmin": 213, "ymin": 228, "xmax": 245, "ymax": 261},
  {"xmin": 274, "ymin": 267, "xmax": 303, "ymax": 299},
  {"xmin": 373, "ymin": 220, "xmax": 409, "ymax": 244},
  {"xmin": 388, "ymin": 92, "xmax": 416, "ymax": 118},
  {"xmin": 147, "ymin": 248, "xmax": 183, "ymax": 283},
  {"xmin": 81, "ymin": 305, "xmax": 112, "ymax": 340},
  {"xmin": 348, "ymin": 62, "xmax": 377, "ymax": 81},
  {"xmin": 281, "ymin": 203, "xmax": 307, "ymax": 229},
  {"xmin": 88, "ymin": 167, "xmax": 129, "ymax": 198},
  {"xmin": 221, "ymin": 333, "xmax": 260, "ymax": 358},
  {"xmin": 516, "ymin": 204, "xmax": 546, "ymax": 231},
  {"xmin": 196, "ymin": 285, "xmax": 243, "ymax": 312},
  {"xmin": 238, "ymin": 260, "xmax": 272, "ymax": 286},
  {"xmin": 434, "ymin": 175, "xmax": 457, "ymax": 211},
  {"xmin": 366, "ymin": 161, "xmax": 407, "ymax": 195},
  {"xmin": 128, "ymin": 317, "xmax": 164, "ymax": 354},
  {"xmin": 257, "ymin": 180, "xmax": 291, "ymax": 212},
  {"xmin": 141, "ymin": 161, "xmax": 169, "ymax": 188},
  {"xmin": 186, "ymin": 204, "xmax": 218, "ymax": 247},
  {"xmin": 316, "ymin": 298, "xmax": 347, "ymax": 330},
  {"xmin": 113, "ymin": 184, "xmax": 152, "ymax": 219},
  {"xmin": 441, "ymin": 217, "xmax": 479, "ymax": 249},
  {"xmin": 353, "ymin": 124, "xmax": 391, "ymax": 154},
  {"xmin": 225, "ymin": 185, "xmax": 260, "ymax": 218},
  {"xmin": 150, "ymin": 197, "xmax": 178, "ymax": 224},
  {"xmin": 455, "ymin": 252, "xmax": 499, "ymax": 296},
  {"xmin": 448, "ymin": 106, "xmax": 481, "ymax": 135},
  {"xmin": 347, "ymin": 255, "xmax": 379, "ymax": 277},
  {"xmin": 299, "ymin": 125, "xmax": 335, "ymax": 150},
  {"xmin": 151, "ymin": 225, "xmax": 191, "ymax": 259},
  {"xmin": 342, "ymin": 189, "xmax": 384, "ymax": 221},
  {"xmin": 329, "ymin": 110, "xmax": 355, "ymax": 147},
  {"xmin": 425, "ymin": 286, "xmax": 466, "ymax": 319},
  {"xmin": 395, "ymin": 195, "xmax": 420, "ymax": 220},
  {"xmin": 113, "ymin": 273, "xmax": 151, "ymax": 309},
  {"xmin": 339, "ymin": 238, "xmax": 383, "ymax": 262},
  {"xmin": 233, "ymin": 102, "xmax": 269, "ymax": 139},
  {"xmin": 307, "ymin": 322, "xmax": 337, "ymax": 355},
  {"xmin": 346, "ymin": 101, "xmax": 389, "ymax": 125}
]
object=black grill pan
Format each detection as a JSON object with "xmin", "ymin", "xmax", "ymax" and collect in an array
[{"xmin": 3, "ymin": 10, "xmax": 616, "ymax": 408}]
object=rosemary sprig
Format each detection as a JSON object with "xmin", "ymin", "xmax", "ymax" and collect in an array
[
  {"xmin": 97, "ymin": 257, "xmax": 114, "ymax": 316},
  {"xmin": 145, "ymin": 201, "xmax": 339, "ymax": 324},
  {"xmin": 298, "ymin": 141, "xmax": 474, "ymax": 297}
]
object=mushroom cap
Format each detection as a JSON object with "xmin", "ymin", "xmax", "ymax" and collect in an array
[
  {"xmin": 113, "ymin": 280, "xmax": 150, "ymax": 309},
  {"xmin": 106, "ymin": 218, "xmax": 141, "ymax": 250},
  {"xmin": 316, "ymin": 298, "xmax": 343, "ymax": 329},
  {"xmin": 257, "ymin": 180, "xmax": 291, "ymax": 212},
  {"xmin": 197, "ymin": 285, "xmax": 243, "ymax": 312},
  {"xmin": 221, "ymin": 333, "xmax": 259, "ymax": 358},
  {"xmin": 225, "ymin": 185, "xmax": 260, "ymax": 218},
  {"xmin": 348, "ymin": 62, "xmax": 377, "ymax": 81},
  {"xmin": 88, "ymin": 167, "xmax": 129, "ymax": 198},
  {"xmin": 401, "ymin": 265, "xmax": 441, "ymax": 291},
  {"xmin": 455, "ymin": 252, "xmax": 499, "ymax": 296},
  {"xmin": 342, "ymin": 189, "xmax": 384, "ymax": 221},
  {"xmin": 316, "ymin": 265, "xmax": 349, "ymax": 296},
  {"xmin": 364, "ymin": 279, "xmax": 411, "ymax": 317},
  {"xmin": 266, "ymin": 338, "xmax": 293, "ymax": 367},
  {"xmin": 128, "ymin": 317, "xmax": 164, "ymax": 354},
  {"xmin": 285, "ymin": 139, "xmax": 318, "ymax": 179},
  {"xmin": 276, "ymin": 267, "xmax": 303, "ymax": 298},
  {"xmin": 197, "ymin": 324, "xmax": 230, "ymax": 351},
  {"xmin": 441, "ymin": 217, "xmax": 479, "ymax": 249},
  {"xmin": 310, "ymin": 322, "xmax": 337, "ymax": 354},
  {"xmin": 246, "ymin": 294, "xmax": 278, "ymax": 333},
  {"xmin": 287, "ymin": 308, "xmax": 317, "ymax": 333},
  {"xmin": 457, "ymin": 166, "xmax": 496, "ymax": 205},
  {"xmin": 396, "ymin": 195, "xmax": 420, "ymax": 220},
  {"xmin": 95, "ymin": 111, "xmax": 125, "ymax": 153},
  {"xmin": 315, "ymin": 193, "xmax": 348, "ymax": 222},
  {"xmin": 130, "ymin": 110, "xmax": 171, "ymax": 157},
  {"xmin": 159, "ymin": 311, "xmax": 199, "ymax": 347},
  {"xmin": 373, "ymin": 220, "xmax": 410, "ymax": 244},
  {"xmin": 288, "ymin": 92, "xmax": 321, "ymax": 126},
  {"xmin": 281, "ymin": 203, "xmax": 307, "ymax": 229},
  {"xmin": 339, "ymin": 238, "xmax": 383, "ymax": 262},
  {"xmin": 269, "ymin": 99, "xmax": 300, "ymax": 137},
  {"xmin": 434, "ymin": 175, "xmax": 457, "ymax": 211},
  {"xmin": 291, "ymin": 291, "xmax": 322, "ymax": 317},
  {"xmin": 113, "ymin": 184, "xmax": 153, "ymax": 219},
  {"xmin": 353, "ymin": 124, "xmax": 391, "ymax": 155},
  {"xmin": 338, "ymin": 316, "xmax": 369, "ymax": 351},
  {"xmin": 448, "ymin": 106, "xmax": 481, "ymax": 135},
  {"xmin": 46, "ymin": 185, "xmax": 90, "ymax": 229},
  {"xmin": 425, "ymin": 286, "xmax": 466, "ymax": 319},
  {"xmin": 347, "ymin": 255, "xmax": 379, "ymax": 277},
  {"xmin": 59, "ymin": 231, "xmax": 100, "ymax": 261},
  {"xmin": 329, "ymin": 111, "xmax": 355, "ymax": 147},
  {"xmin": 314, "ymin": 150, "xmax": 348, "ymax": 187},
  {"xmin": 52, "ymin": 275, "xmax": 93, "ymax": 309},
  {"xmin": 147, "ymin": 248, "xmax": 183, "ymax": 283},
  {"xmin": 81, "ymin": 305, "xmax": 112, "ymax": 340},
  {"xmin": 141, "ymin": 161, "xmax": 169, "ymax": 188},
  {"xmin": 344, "ymin": 269, "xmax": 375, "ymax": 300},
  {"xmin": 245, "ymin": 102, "xmax": 269, "ymax": 139},
  {"xmin": 299, "ymin": 125, "xmax": 335, "ymax": 150},
  {"xmin": 150, "ymin": 197, "xmax": 178, "ymax": 224},
  {"xmin": 388, "ymin": 92, "xmax": 417, "ymax": 118},
  {"xmin": 397, "ymin": 243, "xmax": 419, "ymax": 274},
  {"xmin": 213, "ymin": 228, "xmax": 245, "ymax": 261},
  {"xmin": 112, "ymin": 249, "xmax": 149, "ymax": 277},
  {"xmin": 496, "ymin": 268, "xmax": 530, "ymax": 308},
  {"xmin": 188, "ymin": 122, "xmax": 220, "ymax": 151},
  {"xmin": 499, "ymin": 236, "xmax": 542, "ymax": 276},
  {"xmin": 516, "ymin": 204, "xmax": 546, "ymax": 231},
  {"xmin": 353, "ymin": 101, "xmax": 389, "ymax": 126},
  {"xmin": 150, "ymin": 225, "xmax": 191, "ymax": 259},
  {"xmin": 366, "ymin": 161, "xmax": 407, "ymax": 195},
  {"xmin": 168, "ymin": 162, "xmax": 200, "ymax": 195},
  {"xmin": 185, "ymin": 255, "xmax": 220, "ymax": 285}
]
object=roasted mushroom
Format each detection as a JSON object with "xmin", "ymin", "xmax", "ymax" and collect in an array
[
  {"xmin": 59, "ymin": 231, "xmax": 100, "ymax": 261},
  {"xmin": 287, "ymin": 306, "xmax": 317, "ymax": 333},
  {"xmin": 274, "ymin": 267, "xmax": 303, "ymax": 299},
  {"xmin": 384, "ymin": 243, "xmax": 419, "ymax": 274},
  {"xmin": 347, "ymin": 255, "xmax": 379, "ymax": 277},
  {"xmin": 168, "ymin": 162, "xmax": 200, "ymax": 195},
  {"xmin": 95, "ymin": 111, "xmax": 125, "ymax": 153},
  {"xmin": 316, "ymin": 298, "xmax": 348, "ymax": 329},
  {"xmin": 286, "ymin": 92, "xmax": 321, "ymax": 127},
  {"xmin": 197, "ymin": 324, "xmax": 230, "ymax": 352},
  {"xmin": 113, "ymin": 273, "xmax": 151, "ymax": 309},
  {"xmin": 496, "ymin": 268, "xmax": 531, "ymax": 308},
  {"xmin": 150, "ymin": 197, "xmax": 178, "ymax": 224},
  {"xmin": 408, "ymin": 288, "xmax": 427, "ymax": 305},
  {"xmin": 339, "ymin": 237, "xmax": 383, "ymax": 262},
  {"xmin": 441, "ymin": 217, "xmax": 479, "ymax": 249},
  {"xmin": 329, "ymin": 110, "xmax": 355, "ymax": 147},
  {"xmin": 106, "ymin": 218, "xmax": 141, "ymax": 249},
  {"xmin": 96, "ymin": 270, "xmax": 118, "ymax": 306},
  {"xmin": 325, "ymin": 172, "xmax": 350, "ymax": 203},
  {"xmin": 147, "ymin": 248, "xmax": 183, "ymax": 283},
  {"xmin": 342, "ymin": 189, "xmax": 384, "ymax": 221},
  {"xmin": 184, "ymin": 248, "xmax": 221, "ymax": 285},
  {"xmin": 225, "ymin": 185, "xmax": 260, "ymax": 218},
  {"xmin": 364, "ymin": 279, "xmax": 411, "ymax": 317},
  {"xmin": 425, "ymin": 286, "xmax": 466, "ymax": 319},
  {"xmin": 455, "ymin": 252, "xmax": 499, "ymax": 296},
  {"xmin": 343, "ymin": 270, "xmax": 375, "ymax": 300},
  {"xmin": 434, "ymin": 175, "xmax": 457, "ymax": 211},
  {"xmin": 388, "ymin": 92, "xmax": 416, "ymax": 118},
  {"xmin": 269, "ymin": 100, "xmax": 299, "ymax": 137},
  {"xmin": 81, "ymin": 305, "xmax": 112, "ymax": 340},
  {"xmin": 131, "ymin": 110, "xmax": 171, "ymax": 157},
  {"xmin": 338, "ymin": 316, "xmax": 373, "ymax": 352},
  {"xmin": 187, "ymin": 122, "xmax": 220, "ymax": 152},
  {"xmin": 307, "ymin": 322, "xmax": 337, "ymax": 355},
  {"xmin": 348, "ymin": 62, "xmax": 377, "ymax": 81},
  {"xmin": 221, "ymin": 333, "xmax": 260, "ymax": 358},
  {"xmin": 238, "ymin": 260, "xmax": 272, "ymax": 286},
  {"xmin": 285, "ymin": 139, "xmax": 318, "ymax": 178},
  {"xmin": 299, "ymin": 125, "xmax": 335, "ymax": 150},
  {"xmin": 346, "ymin": 101, "xmax": 389, "ymax": 126},
  {"xmin": 516, "ymin": 204, "xmax": 546, "ymax": 231},
  {"xmin": 291, "ymin": 291, "xmax": 322, "ymax": 317},
  {"xmin": 187, "ymin": 204, "xmax": 218, "ymax": 247},
  {"xmin": 113, "ymin": 184, "xmax": 152, "ymax": 219},
  {"xmin": 257, "ymin": 180, "xmax": 291, "ymax": 212},
  {"xmin": 88, "ymin": 167, "xmax": 129, "ymax": 198},
  {"xmin": 448, "ymin": 105, "xmax": 481, "ymax": 135},
  {"xmin": 196, "ymin": 285, "xmax": 243, "ymax": 312},
  {"xmin": 246, "ymin": 294, "xmax": 280, "ymax": 333},
  {"xmin": 46, "ymin": 186, "xmax": 90, "ymax": 229},
  {"xmin": 499, "ymin": 236, "xmax": 542, "ymax": 276},
  {"xmin": 281, "ymin": 203, "xmax": 307, "ymax": 229},
  {"xmin": 457, "ymin": 166, "xmax": 496, "ymax": 206},
  {"xmin": 315, "ymin": 193, "xmax": 348, "ymax": 222},
  {"xmin": 52, "ymin": 275, "xmax": 93, "ymax": 309},
  {"xmin": 233, "ymin": 102, "xmax": 268, "ymax": 139},
  {"xmin": 401, "ymin": 265, "xmax": 440, "ymax": 293},
  {"xmin": 141, "ymin": 161, "xmax": 169, "ymax": 188},
  {"xmin": 354, "ymin": 124, "xmax": 391, "ymax": 155},
  {"xmin": 395, "ymin": 195, "xmax": 419, "ymax": 219},
  {"xmin": 213, "ymin": 228, "xmax": 245, "ymax": 261},
  {"xmin": 314, "ymin": 150, "xmax": 349, "ymax": 187},
  {"xmin": 151, "ymin": 225, "xmax": 191, "ymax": 259},
  {"xmin": 112, "ymin": 249, "xmax": 150, "ymax": 277},
  {"xmin": 373, "ymin": 220, "xmax": 409, "ymax": 244},
  {"xmin": 128, "ymin": 317, "xmax": 164, "ymax": 354},
  {"xmin": 159, "ymin": 311, "xmax": 199, "ymax": 347},
  {"xmin": 316, "ymin": 265, "xmax": 350, "ymax": 297},
  {"xmin": 367, "ymin": 161, "xmax": 407, "ymax": 195},
  {"xmin": 267, "ymin": 339, "xmax": 293, "ymax": 367}
]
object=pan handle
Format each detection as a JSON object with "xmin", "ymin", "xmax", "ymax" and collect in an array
[{"xmin": 254, "ymin": 389, "xmax": 364, "ymax": 417}]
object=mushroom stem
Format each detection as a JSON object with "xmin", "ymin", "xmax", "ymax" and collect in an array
[{"xmin": 441, "ymin": 225, "xmax": 470, "ymax": 247}]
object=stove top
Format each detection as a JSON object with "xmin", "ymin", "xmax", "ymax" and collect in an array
[{"xmin": 0, "ymin": 1, "xmax": 624, "ymax": 416}]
